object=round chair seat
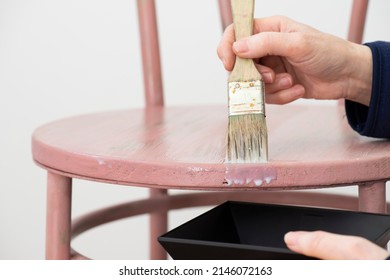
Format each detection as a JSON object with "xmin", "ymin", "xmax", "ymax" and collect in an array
[{"xmin": 32, "ymin": 104, "xmax": 390, "ymax": 191}]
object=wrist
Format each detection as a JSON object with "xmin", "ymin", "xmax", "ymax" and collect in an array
[{"xmin": 346, "ymin": 44, "xmax": 373, "ymax": 106}]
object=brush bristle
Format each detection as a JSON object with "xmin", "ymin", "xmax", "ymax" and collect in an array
[{"xmin": 226, "ymin": 114, "xmax": 268, "ymax": 163}]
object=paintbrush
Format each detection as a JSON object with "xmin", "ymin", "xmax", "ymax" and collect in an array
[{"xmin": 226, "ymin": 0, "xmax": 268, "ymax": 163}]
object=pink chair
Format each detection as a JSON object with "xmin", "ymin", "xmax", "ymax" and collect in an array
[{"xmin": 32, "ymin": 0, "xmax": 389, "ymax": 260}]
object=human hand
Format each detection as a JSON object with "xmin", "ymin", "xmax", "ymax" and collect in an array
[
  {"xmin": 217, "ymin": 16, "xmax": 373, "ymax": 106},
  {"xmin": 284, "ymin": 230, "xmax": 390, "ymax": 260}
]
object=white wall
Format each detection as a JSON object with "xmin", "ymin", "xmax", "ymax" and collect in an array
[{"xmin": 1, "ymin": 0, "xmax": 389, "ymax": 259}]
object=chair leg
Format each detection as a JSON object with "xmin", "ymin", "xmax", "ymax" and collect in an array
[
  {"xmin": 45, "ymin": 171, "xmax": 72, "ymax": 260},
  {"xmin": 358, "ymin": 181, "xmax": 387, "ymax": 214},
  {"xmin": 149, "ymin": 188, "xmax": 168, "ymax": 260}
]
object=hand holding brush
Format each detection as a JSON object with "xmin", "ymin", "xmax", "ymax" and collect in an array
[{"xmin": 218, "ymin": 16, "xmax": 373, "ymax": 107}]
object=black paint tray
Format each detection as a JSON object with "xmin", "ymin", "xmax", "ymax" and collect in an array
[{"xmin": 158, "ymin": 201, "xmax": 390, "ymax": 259}]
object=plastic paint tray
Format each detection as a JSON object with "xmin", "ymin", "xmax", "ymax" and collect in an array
[{"xmin": 158, "ymin": 201, "xmax": 390, "ymax": 259}]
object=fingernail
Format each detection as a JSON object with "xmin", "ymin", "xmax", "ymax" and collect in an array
[{"xmin": 233, "ymin": 40, "xmax": 249, "ymax": 53}]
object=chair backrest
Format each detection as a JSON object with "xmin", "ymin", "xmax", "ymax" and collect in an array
[
  {"xmin": 137, "ymin": 0, "xmax": 164, "ymax": 107},
  {"xmin": 136, "ymin": 0, "xmax": 369, "ymax": 108}
]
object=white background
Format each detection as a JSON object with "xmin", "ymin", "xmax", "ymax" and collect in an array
[{"xmin": 1, "ymin": 0, "xmax": 390, "ymax": 259}]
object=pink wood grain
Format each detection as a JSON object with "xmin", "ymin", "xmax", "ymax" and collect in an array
[
  {"xmin": 46, "ymin": 172, "xmax": 72, "ymax": 260},
  {"xmin": 32, "ymin": 104, "xmax": 390, "ymax": 191}
]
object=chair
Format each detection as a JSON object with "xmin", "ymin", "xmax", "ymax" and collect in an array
[{"xmin": 32, "ymin": 0, "xmax": 390, "ymax": 260}]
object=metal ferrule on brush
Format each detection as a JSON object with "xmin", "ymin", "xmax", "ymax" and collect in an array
[
  {"xmin": 228, "ymin": 80, "xmax": 265, "ymax": 116},
  {"xmin": 226, "ymin": 79, "xmax": 268, "ymax": 164}
]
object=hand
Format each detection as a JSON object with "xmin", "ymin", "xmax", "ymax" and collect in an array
[
  {"xmin": 284, "ymin": 230, "xmax": 390, "ymax": 260},
  {"xmin": 217, "ymin": 16, "xmax": 373, "ymax": 106}
]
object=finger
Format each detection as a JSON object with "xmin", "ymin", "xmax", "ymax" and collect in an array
[
  {"xmin": 284, "ymin": 231, "xmax": 390, "ymax": 260},
  {"xmin": 252, "ymin": 15, "xmax": 313, "ymax": 34},
  {"xmin": 217, "ymin": 24, "xmax": 236, "ymax": 71},
  {"xmin": 218, "ymin": 15, "xmax": 293, "ymax": 67},
  {"xmin": 285, "ymin": 231, "xmax": 351, "ymax": 259},
  {"xmin": 218, "ymin": 16, "xmax": 302, "ymax": 69},
  {"xmin": 233, "ymin": 31, "xmax": 304, "ymax": 60},
  {"xmin": 254, "ymin": 64, "xmax": 275, "ymax": 83},
  {"xmin": 265, "ymin": 73, "xmax": 293, "ymax": 93},
  {"xmin": 252, "ymin": 16, "xmax": 287, "ymax": 33},
  {"xmin": 260, "ymin": 56, "xmax": 287, "ymax": 74},
  {"xmin": 266, "ymin": 84, "xmax": 305, "ymax": 105}
]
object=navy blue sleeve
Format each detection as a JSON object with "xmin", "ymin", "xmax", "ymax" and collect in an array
[
  {"xmin": 345, "ymin": 41, "xmax": 390, "ymax": 138},
  {"xmin": 387, "ymin": 255, "xmax": 390, "ymax": 260}
]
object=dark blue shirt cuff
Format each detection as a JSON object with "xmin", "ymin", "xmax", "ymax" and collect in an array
[{"xmin": 345, "ymin": 41, "xmax": 390, "ymax": 138}]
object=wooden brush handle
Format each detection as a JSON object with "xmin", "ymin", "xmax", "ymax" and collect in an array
[
  {"xmin": 231, "ymin": 0, "xmax": 254, "ymax": 40},
  {"xmin": 230, "ymin": 0, "xmax": 260, "ymax": 81}
]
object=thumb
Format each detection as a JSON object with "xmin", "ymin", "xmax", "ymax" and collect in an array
[
  {"xmin": 284, "ymin": 230, "xmax": 389, "ymax": 260},
  {"xmin": 233, "ymin": 32, "xmax": 302, "ymax": 59}
]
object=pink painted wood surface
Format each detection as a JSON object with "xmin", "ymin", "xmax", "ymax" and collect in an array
[
  {"xmin": 46, "ymin": 172, "xmax": 72, "ymax": 260},
  {"xmin": 137, "ymin": 0, "xmax": 164, "ymax": 107},
  {"xmin": 32, "ymin": 104, "xmax": 390, "ymax": 190},
  {"xmin": 137, "ymin": 0, "xmax": 168, "ymax": 259},
  {"xmin": 348, "ymin": 0, "xmax": 369, "ymax": 43},
  {"xmin": 359, "ymin": 182, "xmax": 387, "ymax": 213},
  {"xmin": 149, "ymin": 188, "xmax": 168, "ymax": 259}
]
